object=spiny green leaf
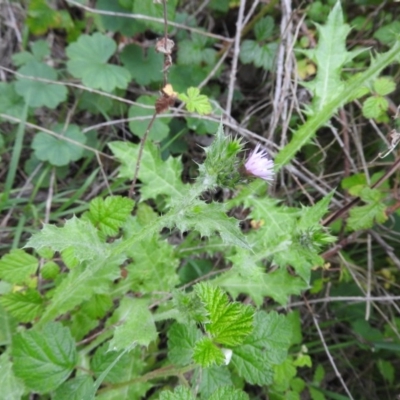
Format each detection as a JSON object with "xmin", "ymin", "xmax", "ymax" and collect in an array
[
  {"xmin": 26, "ymin": 216, "xmax": 110, "ymax": 263},
  {"xmin": 215, "ymin": 268, "xmax": 307, "ymax": 306},
  {"xmin": 0, "ymin": 290, "xmax": 44, "ymax": 323},
  {"xmin": 124, "ymin": 236, "xmax": 180, "ymax": 293},
  {"xmin": 193, "ymin": 337, "xmax": 225, "ymax": 367},
  {"xmin": 108, "ymin": 298, "xmax": 157, "ymax": 351},
  {"xmin": 167, "ymin": 200, "xmax": 250, "ymax": 250},
  {"xmin": 195, "ymin": 283, "xmax": 254, "ymax": 347},
  {"xmin": 0, "ymin": 249, "xmax": 38, "ymax": 285},
  {"xmin": 120, "ymin": 44, "xmax": 163, "ymax": 85},
  {"xmin": 85, "ymin": 196, "xmax": 134, "ymax": 236},
  {"xmin": 109, "ymin": 140, "xmax": 185, "ymax": 202},
  {"xmin": 32, "ymin": 124, "xmax": 87, "ymax": 167},
  {"xmin": 12, "ymin": 322, "xmax": 77, "ymax": 393},
  {"xmin": 66, "ymin": 33, "xmax": 130, "ymax": 92},
  {"xmin": 178, "ymin": 87, "xmax": 212, "ymax": 115},
  {"xmin": 38, "ymin": 256, "xmax": 122, "ymax": 326},
  {"xmin": 15, "ymin": 61, "xmax": 67, "ymax": 108},
  {"xmin": 168, "ymin": 323, "xmax": 202, "ymax": 366},
  {"xmin": 128, "ymin": 95, "xmax": 171, "ymax": 140},
  {"xmin": 275, "ymin": 39, "xmax": 400, "ymax": 169}
]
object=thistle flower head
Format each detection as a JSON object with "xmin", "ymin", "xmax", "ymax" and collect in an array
[{"xmin": 244, "ymin": 144, "xmax": 274, "ymax": 182}]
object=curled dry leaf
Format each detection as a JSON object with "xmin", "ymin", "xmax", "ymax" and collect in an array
[{"xmin": 155, "ymin": 84, "xmax": 177, "ymax": 114}]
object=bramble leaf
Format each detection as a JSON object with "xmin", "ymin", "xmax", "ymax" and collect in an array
[
  {"xmin": 362, "ymin": 96, "xmax": 388, "ymax": 119},
  {"xmin": 15, "ymin": 61, "xmax": 67, "ymax": 108},
  {"xmin": 209, "ymin": 386, "xmax": 249, "ymax": 400},
  {"xmin": 167, "ymin": 322, "xmax": 202, "ymax": 366},
  {"xmin": 66, "ymin": 33, "xmax": 130, "ymax": 92},
  {"xmin": 159, "ymin": 386, "xmax": 193, "ymax": 400},
  {"xmin": 254, "ymin": 16, "xmax": 274, "ymax": 41},
  {"xmin": 32, "ymin": 124, "xmax": 87, "ymax": 167},
  {"xmin": 0, "ymin": 290, "xmax": 44, "ymax": 323},
  {"xmin": 178, "ymin": 87, "xmax": 212, "ymax": 115},
  {"xmin": 348, "ymin": 188, "xmax": 387, "ymax": 231},
  {"xmin": 198, "ymin": 367, "xmax": 232, "ymax": 399},
  {"xmin": 0, "ymin": 249, "xmax": 38, "ymax": 285},
  {"xmin": 53, "ymin": 376, "xmax": 95, "ymax": 400},
  {"xmin": 12, "ymin": 322, "xmax": 77, "ymax": 393},
  {"xmin": 85, "ymin": 196, "xmax": 135, "ymax": 236},
  {"xmin": 193, "ymin": 337, "xmax": 225, "ymax": 367},
  {"xmin": 373, "ymin": 77, "xmax": 396, "ymax": 96},
  {"xmin": 195, "ymin": 283, "xmax": 254, "ymax": 347}
]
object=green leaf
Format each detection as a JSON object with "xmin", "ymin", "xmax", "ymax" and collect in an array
[
  {"xmin": 177, "ymin": 38, "xmax": 216, "ymax": 66},
  {"xmin": 53, "ymin": 376, "xmax": 95, "ymax": 400},
  {"xmin": 209, "ymin": 386, "xmax": 249, "ymax": 400},
  {"xmin": 178, "ymin": 87, "xmax": 212, "ymax": 115},
  {"xmin": 195, "ymin": 283, "xmax": 254, "ymax": 347},
  {"xmin": 128, "ymin": 95, "xmax": 171, "ymax": 140},
  {"xmin": 275, "ymin": 38, "xmax": 400, "ymax": 169},
  {"xmin": 91, "ymin": 344, "xmax": 147, "ymax": 388},
  {"xmin": 85, "ymin": 196, "xmax": 135, "ymax": 236},
  {"xmin": 0, "ymin": 249, "xmax": 38, "ymax": 285},
  {"xmin": 32, "ymin": 123, "xmax": 87, "ymax": 167},
  {"xmin": 198, "ymin": 366, "xmax": 232, "ymax": 399},
  {"xmin": 215, "ymin": 268, "xmax": 307, "ymax": 307},
  {"xmin": 301, "ymin": 1, "xmax": 357, "ymax": 114},
  {"xmin": 12, "ymin": 322, "xmax": 77, "ymax": 393},
  {"xmin": 26, "ymin": 216, "xmax": 110, "ymax": 263},
  {"xmin": 0, "ymin": 353, "xmax": 25, "ymax": 400},
  {"xmin": 167, "ymin": 200, "xmax": 250, "ymax": 250},
  {"xmin": 66, "ymin": 33, "xmax": 130, "ymax": 92},
  {"xmin": 254, "ymin": 16, "xmax": 274, "ymax": 41},
  {"xmin": 97, "ymin": 0, "xmax": 140, "ymax": 36},
  {"xmin": 108, "ymin": 298, "xmax": 157, "ymax": 351},
  {"xmin": 193, "ymin": 337, "xmax": 225, "ymax": 367},
  {"xmin": 159, "ymin": 386, "xmax": 194, "ymax": 400},
  {"xmin": 240, "ymin": 41, "xmax": 278, "ymax": 71},
  {"xmin": 373, "ymin": 21, "xmax": 400, "ymax": 46},
  {"xmin": 15, "ymin": 61, "xmax": 67, "ymax": 108},
  {"xmin": 0, "ymin": 289, "xmax": 44, "ymax": 323},
  {"xmin": 373, "ymin": 76, "xmax": 396, "ymax": 96},
  {"xmin": 347, "ymin": 188, "xmax": 387, "ymax": 231},
  {"xmin": 133, "ymin": 0, "xmax": 178, "ymax": 33},
  {"xmin": 231, "ymin": 311, "xmax": 292, "ymax": 386},
  {"xmin": 120, "ymin": 44, "xmax": 163, "ymax": 85},
  {"xmin": 362, "ymin": 96, "xmax": 388, "ymax": 119},
  {"xmin": 26, "ymin": 0, "xmax": 62, "ymax": 35},
  {"xmin": 168, "ymin": 323, "xmax": 202, "ymax": 366},
  {"xmin": 0, "ymin": 83, "xmax": 25, "ymax": 121},
  {"xmin": 125, "ymin": 235, "xmax": 180, "ymax": 293},
  {"xmin": 109, "ymin": 141, "xmax": 185, "ymax": 202}
]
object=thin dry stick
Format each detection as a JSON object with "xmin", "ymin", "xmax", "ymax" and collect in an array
[
  {"xmin": 129, "ymin": 113, "xmax": 157, "ymax": 198},
  {"xmin": 225, "ymin": 0, "xmax": 246, "ymax": 117},
  {"xmin": 366, "ymin": 234, "xmax": 372, "ymax": 320},
  {"xmin": 45, "ymin": 168, "xmax": 56, "ymax": 224},
  {"xmin": 65, "ymin": 0, "xmax": 232, "ymax": 43},
  {"xmin": 307, "ymin": 304, "xmax": 355, "ymax": 400}
]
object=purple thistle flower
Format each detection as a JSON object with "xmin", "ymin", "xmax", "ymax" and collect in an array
[{"xmin": 244, "ymin": 144, "xmax": 274, "ymax": 182}]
